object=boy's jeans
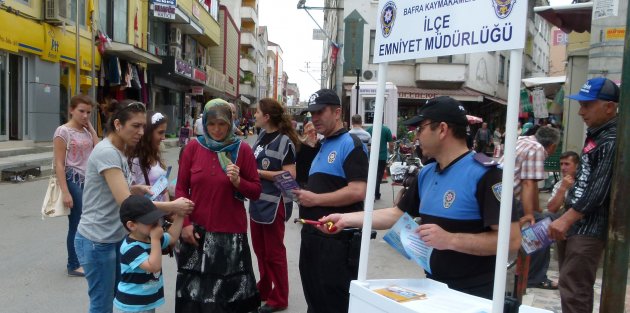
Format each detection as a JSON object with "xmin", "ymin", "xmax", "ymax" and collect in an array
[{"xmin": 75, "ymin": 232, "xmax": 121, "ymax": 313}]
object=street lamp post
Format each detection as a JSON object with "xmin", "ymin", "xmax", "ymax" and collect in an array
[{"xmin": 355, "ymin": 68, "xmax": 360, "ymax": 115}]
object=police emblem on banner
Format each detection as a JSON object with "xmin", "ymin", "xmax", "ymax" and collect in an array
[
  {"xmin": 491, "ymin": 0, "xmax": 516, "ymax": 19},
  {"xmin": 380, "ymin": 1, "xmax": 397, "ymax": 38},
  {"xmin": 492, "ymin": 183, "xmax": 502, "ymax": 201},
  {"xmin": 443, "ymin": 190, "xmax": 456, "ymax": 208},
  {"xmin": 262, "ymin": 158, "xmax": 270, "ymax": 170},
  {"xmin": 328, "ymin": 151, "xmax": 337, "ymax": 164}
]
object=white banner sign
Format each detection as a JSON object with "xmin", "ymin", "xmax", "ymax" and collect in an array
[
  {"xmin": 153, "ymin": 4, "xmax": 176, "ymax": 19},
  {"xmin": 373, "ymin": 0, "xmax": 527, "ymax": 63}
]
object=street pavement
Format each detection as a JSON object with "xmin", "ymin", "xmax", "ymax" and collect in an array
[{"xmin": 0, "ymin": 135, "xmax": 617, "ymax": 312}]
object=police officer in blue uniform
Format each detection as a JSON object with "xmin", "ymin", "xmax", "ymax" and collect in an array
[
  {"xmin": 321, "ymin": 96, "xmax": 521, "ymax": 299},
  {"xmin": 293, "ymin": 89, "xmax": 368, "ymax": 313}
]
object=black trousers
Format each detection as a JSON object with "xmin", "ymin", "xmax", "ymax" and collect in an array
[
  {"xmin": 375, "ymin": 160, "xmax": 386, "ymax": 199},
  {"xmin": 299, "ymin": 227, "xmax": 359, "ymax": 313}
]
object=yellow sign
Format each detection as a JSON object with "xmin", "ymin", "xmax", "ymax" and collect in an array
[
  {"xmin": 41, "ymin": 24, "xmax": 62, "ymax": 62},
  {"xmin": 605, "ymin": 27, "xmax": 626, "ymax": 41},
  {"xmin": 0, "ymin": 30, "xmax": 19, "ymax": 52}
]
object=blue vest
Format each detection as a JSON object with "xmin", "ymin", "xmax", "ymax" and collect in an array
[
  {"xmin": 249, "ymin": 131, "xmax": 295, "ymax": 224},
  {"xmin": 417, "ymin": 152, "xmax": 490, "ymax": 220}
]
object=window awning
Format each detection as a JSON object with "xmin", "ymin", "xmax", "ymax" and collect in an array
[
  {"xmin": 534, "ymin": 2, "xmax": 593, "ymax": 33},
  {"xmin": 522, "ymin": 76, "xmax": 566, "ymax": 88},
  {"xmin": 396, "ymin": 86, "xmax": 483, "ymax": 102},
  {"xmin": 105, "ymin": 42, "xmax": 162, "ymax": 65}
]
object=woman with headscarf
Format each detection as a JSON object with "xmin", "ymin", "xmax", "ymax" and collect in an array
[{"xmin": 175, "ymin": 99, "xmax": 262, "ymax": 313}]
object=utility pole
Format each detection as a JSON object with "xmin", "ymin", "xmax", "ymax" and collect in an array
[
  {"xmin": 600, "ymin": 3, "xmax": 630, "ymax": 312},
  {"xmin": 75, "ymin": 0, "xmax": 80, "ymax": 96},
  {"xmin": 335, "ymin": 0, "xmax": 344, "ymax": 101}
]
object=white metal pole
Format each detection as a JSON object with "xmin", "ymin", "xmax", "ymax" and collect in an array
[
  {"xmin": 491, "ymin": 49, "xmax": 523, "ymax": 313},
  {"xmin": 357, "ymin": 61, "xmax": 388, "ymax": 281},
  {"xmin": 75, "ymin": 0, "xmax": 80, "ymax": 96}
]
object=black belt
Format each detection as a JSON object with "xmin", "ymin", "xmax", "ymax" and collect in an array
[{"xmin": 301, "ymin": 225, "xmax": 359, "ymax": 240}]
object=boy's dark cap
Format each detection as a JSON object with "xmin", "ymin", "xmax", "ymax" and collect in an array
[
  {"xmin": 302, "ymin": 89, "xmax": 341, "ymax": 113},
  {"xmin": 120, "ymin": 195, "xmax": 166, "ymax": 226},
  {"xmin": 404, "ymin": 96, "xmax": 468, "ymax": 126}
]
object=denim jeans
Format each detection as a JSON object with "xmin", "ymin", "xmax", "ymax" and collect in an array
[
  {"xmin": 75, "ymin": 232, "xmax": 122, "ymax": 313},
  {"xmin": 66, "ymin": 171, "xmax": 84, "ymax": 271}
]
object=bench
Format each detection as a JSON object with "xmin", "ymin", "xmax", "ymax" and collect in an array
[{"xmin": 1, "ymin": 165, "xmax": 41, "ymax": 182}]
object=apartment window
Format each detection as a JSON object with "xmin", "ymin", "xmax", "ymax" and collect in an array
[
  {"xmin": 98, "ymin": 0, "xmax": 108, "ymax": 33},
  {"xmin": 498, "ymin": 55, "xmax": 505, "ymax": 83},
  {"xmin": 437, "ymin": 56, "xmax": 452, "ymax": 64},
  {"xmin": 369, "ymin": 30, "xmax": 375, "ymax": 64},
  {"xmin": 69, "ymin": 0, "xmax": 87, "ymax": 27},
  {"xmin": 113, "ymin": 0, "xmax": 128, "ymax": 42},
  {"xmin": 184, "ymin": 36, "xmax": 197, "ymax": 65},
  {"xmin": 150, "ymin": 21, "xmax": 167, "ymax": 56}
]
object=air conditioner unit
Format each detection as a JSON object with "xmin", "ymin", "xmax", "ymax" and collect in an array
[
  {"xmin": 363, "ymin": 70, "xmax": 378, "ymax": 81},
  {"xmin": 169, "ymin": 27, "xmax": 182, "ymax": 46},
  {"xmin": 169, "ymin": 45, "xmax": 182, "ymax": 59},
  {"xmin": 44, "ymin": 0, "xmax": 68, "ymax": 24}
]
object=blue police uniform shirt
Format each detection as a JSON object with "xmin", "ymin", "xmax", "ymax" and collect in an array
[
  {"xmin": 300, "ymin": 128, "xmax": 368, "ymax": 220},
  {"xmin": 398, "ymin": 151, "xmax": 516, "ymax": 292}
]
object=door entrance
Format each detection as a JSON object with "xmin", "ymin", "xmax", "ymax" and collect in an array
[
  {"xmin": 8, "ymin": 54, "xmax": 24, "ymax": 140},
  {"xmin": 0, "ymin": 52, "xmax": 7, "ymax": 141}
]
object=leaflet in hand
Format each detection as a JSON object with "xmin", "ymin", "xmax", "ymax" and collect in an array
[
  {"xmin": 383, "ymin": 213, "xmax": 433, "ymax": 274},
  {"xmin": 147, "ymin": 166, "xmax": 171, "ymax": 201},
  {"xmin": 521, "ymin": 217, "xmax": 554, "ymax": 255},
  {"xmin": 273, "ymin": 171, "xmax": 299, "ymax": 201}
]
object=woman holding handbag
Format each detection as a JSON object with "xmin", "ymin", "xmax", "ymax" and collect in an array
[
  {"xmin": 74, "ymin": 100, "xmax": 195, "ymax": 313},
  {"xmin": 53, "ymin": 95, "xmax": 99, "ymax": 277}
]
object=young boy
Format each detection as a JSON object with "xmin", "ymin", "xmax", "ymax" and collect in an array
[{"xmin": 114, "ymin": 195, "xmax": 184, "ymax": 313}]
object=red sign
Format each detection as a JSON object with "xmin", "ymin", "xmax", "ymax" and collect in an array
[
  {"xmin": 193, "ymin": 68, "xmax": 207, "ymax": 82},
  {"xmin": 191, "ymin": 86, "xmax": 204, "ymax": 95},
  {"xmin": 552, "ymin": 29, "xmax": 568, "ymax": 46}
]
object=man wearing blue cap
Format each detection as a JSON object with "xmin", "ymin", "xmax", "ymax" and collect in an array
[{"xmin": 549, "ymin": 77, "xmax": 619, "ymax": 313}]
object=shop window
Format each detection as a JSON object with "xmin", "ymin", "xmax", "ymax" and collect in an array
[{"xmin": 364, "ymin": 97, "xmax": 376, "ymax": 124}]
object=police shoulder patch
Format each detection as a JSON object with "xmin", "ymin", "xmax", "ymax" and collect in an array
[{"xmin": 492, "ymin": 182, "xmax": 502, "ymax": 202}]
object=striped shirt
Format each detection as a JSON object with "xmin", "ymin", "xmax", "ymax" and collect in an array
[
  {"xmin": 500, "ymin": 135, "xmax": 546, "ymax": 201},
  {"xmin": 114, "ymin": 234, "xmax": 171, "ymax": 312},
  {"xmin": 566, "ymin": 118, "xmax": 617, "ymax": 239}
]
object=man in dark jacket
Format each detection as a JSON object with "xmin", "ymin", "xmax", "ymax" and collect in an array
[{"xmin": 549, "ymin": 77, "xmax": 619, "ymax": 313}]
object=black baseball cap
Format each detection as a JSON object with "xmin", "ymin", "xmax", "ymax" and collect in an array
[
  {"xmin": 120, "ymin": 195, "xmax": 166, "ymax": 226},
  {"xmin": 404, "ymin": 96, "xmax": 468, "ymax": 126},
  {"xmin": 302, "ymin": 89, "xmax": 341, "ymax": 113}
]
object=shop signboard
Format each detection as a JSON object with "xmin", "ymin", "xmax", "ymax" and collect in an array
[
  {"xmin": 153, "ymin": 4, "xmax": 176, "ymax": 19},
  {"xmin": 193, "ymin": 68, "xmax": 207, "ymax": 83},
  {"xmin": 175, "ymin": 58, "xmax": 193, "ymax": 78},
  {"xmin": 373, "ymin": 0, "xmax": 527, "ymax": 63},
  {"xmin": 152, "ymin": 0, "xmax": 176, "ymax": 5},
  {"xmin": 191, "ymin": 86, "xmax": 204, "ymax": 95}
]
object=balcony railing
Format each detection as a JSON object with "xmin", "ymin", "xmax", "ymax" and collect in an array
[
  {"xmin": 241, "ymin": 6, "xmax": 258, "ymax": 24},
  {"xmin": 241, "ymin": 32, "xmax": 260, "ymax": 51}
]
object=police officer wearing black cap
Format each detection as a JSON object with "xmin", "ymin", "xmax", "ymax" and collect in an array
[
  {"xmin": 293, "ymin": 89, "xmax": 368, "ymax": 313},
  {"xmin": 320, "ymin": 96, "xmax": 521, "ymax": 299}
]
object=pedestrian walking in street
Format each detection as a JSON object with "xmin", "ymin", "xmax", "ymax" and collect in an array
[
  {"xmin": 474, "ymin": 122, "xmax": 491, "ymax": 154},
  {"xmin": 74, "ymin": 100, "xmax": 194, "ymax": 313},
  {"xmin": 367, "ymin": 120, "xmax": 393, "ymax": 200},
  {"xmin": 250, "ymin": 98, "xmax": 299, "ymax": 313},
  {"xmin": 320, "ymin": 96, "xmax": 521, "ymax": 300},
  {"xmin": 292, "ymin": 89, "xmax": 368, "ymax": 313},
  {"xmin": 500, "ymin": 126, "xmax": 560, "ymax": 290},
  {"xmin": 348, "ymin": 114, "xmax": 372, "ymax": 146},
  {"xmin": 114, "ymin": 195, "xmax": 185, "ymax": 313},
  {"xmin": 129, "ymin": 111, "xmax": 170, "ymax": 202},
  {"xmin": 295, "ymin": 121, "xmax": 320, "ymax": 189},
  {"xmin": 53, "ymin": 94, "xmax": 99, "ymax": 277},
  {"xmin": 549, "ymin": 77, "xmax": 620, "ymax": 313},
  {"xmin": 175, "ymin": 98, "xmax": 262, "ymax": 313}
]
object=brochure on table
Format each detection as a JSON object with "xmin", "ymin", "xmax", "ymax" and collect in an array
[{"xmin": 348, "ymin": 279, "xmax": 552, "ymax": 313}]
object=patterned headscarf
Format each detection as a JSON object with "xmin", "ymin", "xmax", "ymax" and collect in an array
[{"xmin": 198, "ymin": 99, "xmax": 241, "ymax": 172}]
